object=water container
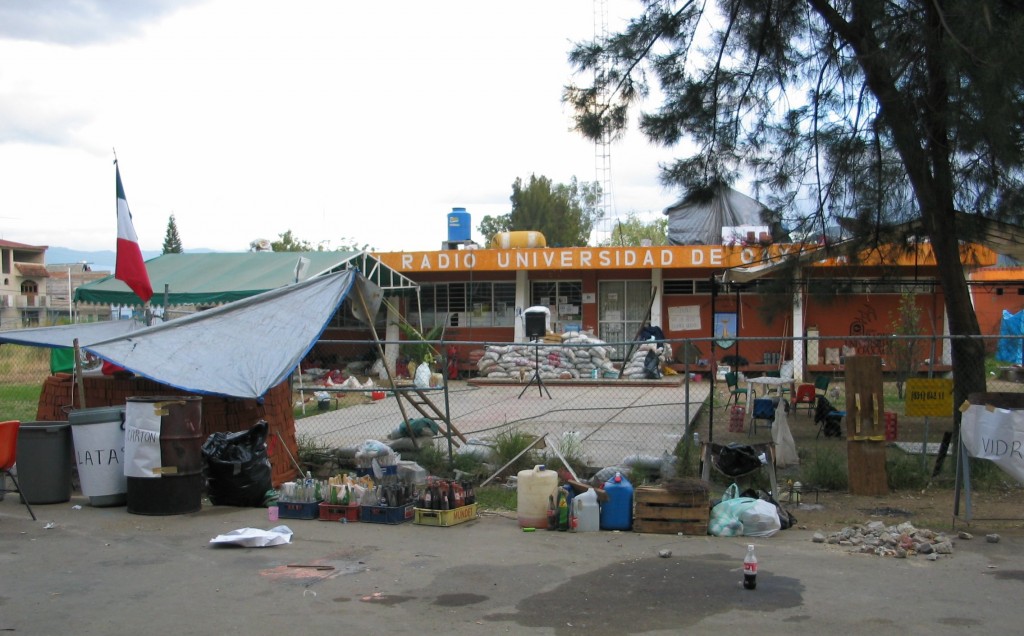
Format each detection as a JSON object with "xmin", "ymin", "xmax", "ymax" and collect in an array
[
  {"xmin": 600, "ymin": 472, "xmax": 634, "ymax": 531},
  {"xmin": 16, "ymin": 421, "xmax": 73, "ymax": 504},
  {"xmin": 572, "ymin": 488, "xmax": 600, "ymax": 532},
  {"xmin": 517, "ymin": 465, "xmax": 558, "ymax": 529},
  {"xmin": 448, "ymin": 207, "xmax": 471, "ymax": 242},
  {"xmin": 124, "ymin": 396, "xmax": 204, "ymax": 516},
  {"xmin": 69, "ymin": 406, "xmax": 128, "ymax": 507}
]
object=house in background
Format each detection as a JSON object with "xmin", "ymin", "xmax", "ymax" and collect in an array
[
  {"xmin": 0, "ymin": 239, "xmax": 50, "ymax": 329},
  {"xmin": 45, "ymin": 262, "xmax": 111, "ymax": 323}
]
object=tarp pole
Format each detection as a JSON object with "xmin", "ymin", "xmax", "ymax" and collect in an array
[
  {"xmin": 73, "ymin": 338, "xmax": 87, "ymax": 409},
  {"xmin": 354, "ymin": 283, "xmax": 419, "ymax": 449}
]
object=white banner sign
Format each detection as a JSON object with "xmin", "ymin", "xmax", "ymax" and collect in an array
[
  {"xmin": 961, "ymin": 404, "xmax": 1024, "ymax": 483},
  {"xmin": 124, "ymin": 402, "xmax": 163, "ymax": 479}
]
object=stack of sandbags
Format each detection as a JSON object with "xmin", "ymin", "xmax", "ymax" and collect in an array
[
  {"xmin": 476, "ymin": 332, "xmax": 618, "ymax": 379},
  {"xmin": 619, "ymin": 341, "xmax": 674, "ymax": 379}
]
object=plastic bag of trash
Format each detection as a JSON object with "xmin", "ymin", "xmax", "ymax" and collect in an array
[
  {"xmin": 202, "ymin": 420, "xmax": 273, "ymax": 507},
  {"xmin": 643, "ymin": 349, "xmax": 662, "ymax": 379}
]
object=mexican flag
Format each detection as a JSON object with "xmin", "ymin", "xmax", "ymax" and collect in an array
[{"xmin": 115, "ymin": 162, "xmax": 153, "ymax": 303}]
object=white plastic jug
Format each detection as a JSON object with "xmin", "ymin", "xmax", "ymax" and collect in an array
[
  {"xmin": 517, "ymin": 465, "xmax": 558, "ymax": 528},
  {"xmin": 572, "ymin": 488, "xmax": 600, "ymax": 532}
]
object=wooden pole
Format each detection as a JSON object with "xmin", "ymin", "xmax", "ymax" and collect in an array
[
  {"xmin": 354, "ymin": 282, "xmax": 419, "ymax": 449},
  {"xmin": 73, "ymin": 338, "xmax": 88, "ymax": 409}
]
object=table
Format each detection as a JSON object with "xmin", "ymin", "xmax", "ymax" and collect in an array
[{"xmin": 745, "ymin": 375, "xmax": 795, "ymax": 407}]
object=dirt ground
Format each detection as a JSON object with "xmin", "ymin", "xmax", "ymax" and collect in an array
[
  {"xmin": 783, "ymin": 487, "xmax": 1024, "ymax": 536},
  {"xmin": 692, "ymin": 396, "xmax": 1024, "ymax": 536}
]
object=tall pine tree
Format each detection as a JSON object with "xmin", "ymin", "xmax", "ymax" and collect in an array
[{"xmin": 162, "ymin": 214, "xmax": 183, "ymax": 254}]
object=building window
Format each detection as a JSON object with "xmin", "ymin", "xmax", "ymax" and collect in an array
[
  {"xmin": 598, "ymin": 280, "xmax": 652, "ymax": 356},
  {"xmin": 414, "ymin": 282, "xmax": 515, "ymax": 329},
  {"xmin": 530, "ymin": 281, "xmax": 582, "ymax": 332}
]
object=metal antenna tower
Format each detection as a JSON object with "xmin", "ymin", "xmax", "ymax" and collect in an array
[{"xmin": 593, "ymin": 0, "xmax": 617, "ymax": 245}]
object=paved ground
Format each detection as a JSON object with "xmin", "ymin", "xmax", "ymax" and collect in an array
[
  {"xmin": 2, "ymin": 494, "xmax": 1023, "ymax": 635},
  {"xmin": 295, "ymin": 379, "xmax": 703, "ymax": 468}
]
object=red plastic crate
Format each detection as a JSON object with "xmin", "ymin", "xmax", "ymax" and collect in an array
[
  {"xmin": 728, "ymin": 405, "xmax": 746, "ymax": 433},
  {"xmin": 319, "ymin": 503, "xmax": 360, "ymax": 522},
  {"xmin": 884, "ymin": 411, "xmax": 898, "ymax": 441}
]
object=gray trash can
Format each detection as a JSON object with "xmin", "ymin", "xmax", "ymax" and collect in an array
[
  {"xmin": 69, "ymin": 406, "xmax": 128, "ymax": 507},
  {"xmin": 16, "ymin": 421, "xmax": 73, "ymax": 505}
]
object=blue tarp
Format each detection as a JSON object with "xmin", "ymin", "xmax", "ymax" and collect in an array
[{"xmin": 996, "ymin": 309, "xmax": 1024, "ymax": 365}]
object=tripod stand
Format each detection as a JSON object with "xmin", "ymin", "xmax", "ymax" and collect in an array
[{"xmin": 518, "ymin": 338, "xmax": 552, "ymax": 399}]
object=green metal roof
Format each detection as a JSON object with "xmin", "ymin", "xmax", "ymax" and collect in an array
[{"xmin": 75, "ymin": 251, "xmax": 417, "ymax": 306}]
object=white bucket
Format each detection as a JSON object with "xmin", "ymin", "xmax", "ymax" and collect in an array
[{"xmin": 69, "ymin": 406, "xmax": 127, "ymax": 507}]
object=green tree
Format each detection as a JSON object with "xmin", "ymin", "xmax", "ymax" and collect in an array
[
  {"xmin": 508, "ymin": 174, "xmax": 602, "ymax": 247},
  {"xmin": 888, "ymin": 292, "xmax": 925, "ymax": 400},
  {"xmin": 250, "ymin": 230, "xmax": 313, "ymax": 252},
  {"xmin": 565, "ymin": 0, "xmax": 1024, "ymax": 423},
  {"xmin": 477, "ymin": 214, "xmax": 512, "ymax": 244},
  {"xmin": 333, "ymin": 237, "xmax": 373, "ymax": 252},
  {"xmin": 601, "ymin": 212, "xmax": 667, "ymax": 246},
  {"xmin": 162, "ymin": 214, "xmax": 183, "ymax": 254}
]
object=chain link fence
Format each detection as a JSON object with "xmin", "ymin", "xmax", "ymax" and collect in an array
[{"xmin": 3, "ymin": 333, "xmax": 1023, "ymax": 486}]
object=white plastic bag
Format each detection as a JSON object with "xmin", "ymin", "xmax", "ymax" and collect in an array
[
  {"xmin": 414, "ymin": 363, "xmax": 432, "ymax": 388},
  {"xmin": 739, "ymin": 498, "xmax": 782, "ymax": 537}
]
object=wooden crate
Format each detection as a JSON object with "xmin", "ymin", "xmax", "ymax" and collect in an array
[{"xmin": 632, "ymin": 485, "xmax": 709, "ymax": 535}]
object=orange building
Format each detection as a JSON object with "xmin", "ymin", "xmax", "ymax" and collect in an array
[{"xmin": 375, "ymin": 241, "xmax": 997, "ymax": 381}]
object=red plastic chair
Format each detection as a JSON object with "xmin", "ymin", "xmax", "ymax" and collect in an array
[
  {"xmin": 794, "ymin": 375, "xmax": 830, "ymax": 417},
  {"xmin": 0, "ymin": 420, "xmax": 36, "ymax": 520}
]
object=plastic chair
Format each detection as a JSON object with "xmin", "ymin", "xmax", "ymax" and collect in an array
[
  {"xmin": 749, "ymin": 398, "xmax": 777, "ymax": 436},
  {"xmin": 0, "ymin": 420, "xmax": 37, "ymax": 520},
  {"xmin": 794, "ymin": 375, "xmax": 830, "ymax": 416},
  {"xmin": 725, "ymin": 372, "xmax": 751, "ymax": 406},
  {"xmin": 764, "ymin": 370, "xmax": 791, "ymax": 397}
]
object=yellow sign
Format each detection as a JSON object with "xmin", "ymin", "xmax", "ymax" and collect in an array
[{"xmin": 905, "ymin": 378, "xmax": 954, "ymax": 417}]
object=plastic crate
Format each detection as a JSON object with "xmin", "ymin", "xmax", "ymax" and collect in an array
[
  {"xmin": 884, "ymin": 411, "xmax": 898, "ymax": 442},
  {"xmin": 278, "ymin": 500, "xmax": 321, "ymax": 520},
  {"xmin": 359, "ymin": 502, "xmax": 415, "ymax": 524},
  {"xmin": 319, "ymin": 503, "xmax": 360, "ymax": 522},
  {"xmin": 413, "ymin": 503, "xmax": 479, "ymax": 527}
]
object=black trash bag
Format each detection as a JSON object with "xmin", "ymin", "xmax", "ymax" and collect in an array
[
  {"xmin": 638, "ymin": 324, "xmax": 665, "ymax": 342},
  {"xmin": 643, "ymin": 349, "xmax": 663, "ymax": 379},
  {"xmin": 202, "ymin": 420, "xmax": 272, "ymax": 507},
  {"xmin": 715, "ymin": 443, "xmax": 764, "ymax": 477},
  {"xmin": 814, "ymin": 395, "xmax": 843, "ymax": 438}
]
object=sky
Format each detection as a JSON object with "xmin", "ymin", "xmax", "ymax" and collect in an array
[{"xmin": 0, "ymin": 0, "xmax": 682, "ymax": 255}]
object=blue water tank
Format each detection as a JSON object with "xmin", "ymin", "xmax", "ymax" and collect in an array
[{"xmin": 448, "ymin": 207, "xmax": 471, "ymax": 242}]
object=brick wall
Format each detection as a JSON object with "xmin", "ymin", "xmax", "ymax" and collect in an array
[{"xmin": 35, "ymin": 373, "xmax": 298, "ymax": 486}]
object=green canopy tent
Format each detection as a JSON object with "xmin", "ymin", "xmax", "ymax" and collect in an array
[{"xmin": 74, "ymin": 251, "xmax": 418, "ymax": 307}]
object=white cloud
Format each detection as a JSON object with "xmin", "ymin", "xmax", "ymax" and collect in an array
[{"xmin": 0, "ymin": 0, "xmax": 679, "ymax": 254}]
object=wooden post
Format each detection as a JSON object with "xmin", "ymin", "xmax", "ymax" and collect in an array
[{"xmin": 845, "ymin": 356, "xmax": 887, "ymax": 495}]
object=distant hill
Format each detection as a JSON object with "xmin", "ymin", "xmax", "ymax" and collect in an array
[{"xmin": 46, "ymin": 247, "xmax": 215, "ymax": 273}]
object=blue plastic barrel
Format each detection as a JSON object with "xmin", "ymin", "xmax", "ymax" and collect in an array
[{"xmin": 600, "ymin": 472, "xmax": 634, "ymax": 530}]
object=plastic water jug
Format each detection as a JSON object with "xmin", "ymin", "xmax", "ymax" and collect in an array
[
  {"xmin": 517, "ymin": 465, "xmax": 558, "ymax": 529},
  {"xmin": 572, "ymin": 488, "xmax": 600, "ymax": 532},
  {"xmin": 600, "ymin": 472, "xmax": 634, "ymax": 531}
]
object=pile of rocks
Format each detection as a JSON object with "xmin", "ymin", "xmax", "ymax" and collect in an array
[
  {"xmin": 476, "ymin": 333, "xmax": 672, "ymax": 380},
  {"xmin": 810, "ymin": 520, "xmax": 984, "ymax": 560}
]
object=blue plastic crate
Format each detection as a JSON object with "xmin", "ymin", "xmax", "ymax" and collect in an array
[
  {"xmin": 360, "ymin": 503, "xmax": 414, "ymax": 524},
  {"xmin": 278, "ymin": 500, "xmax": 320, "ymax": 520}
]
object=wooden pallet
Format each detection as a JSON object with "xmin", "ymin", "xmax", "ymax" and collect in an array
[{"xmin": 632, "ymin": 486, "xmax": 709, "ymax": 535}]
